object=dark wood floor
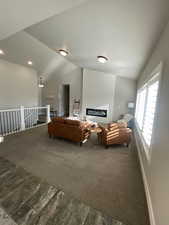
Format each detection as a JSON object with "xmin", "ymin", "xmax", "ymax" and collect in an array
[{"xmin": 0, "ymin": 157, "xmax": 125, "ymax": 225}]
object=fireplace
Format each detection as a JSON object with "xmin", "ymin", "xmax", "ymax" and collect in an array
[{"xmin": 86, "ymin": 108, "xmax": 107, "ymax": 118}]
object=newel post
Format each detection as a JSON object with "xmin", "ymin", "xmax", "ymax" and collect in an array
[
  {"xmin": 46, "ymin": 105, "xmax": 51, "ymax": 123},
  {"xmin": 20, "ymin": 106, "xmax": 25, "ymax": 131}
]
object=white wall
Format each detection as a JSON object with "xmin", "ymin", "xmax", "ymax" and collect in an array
[
  {"xmin": 82, "ymin": 69, "xmax": 116, "ymax": 123},
  {"xmin": 81, "ymin": 69, "xmax": 136, "ymax": 123},
  {"xmin": 114, "ymin": 76, "xmax": 136, "ymax": 121},
  {"xmin": 43, "ymin": 66, "xmax": 136, "ymax": 122},
  {"xmin": 135, "ymin": 20, "xmax": 169, "ymax": 225},
  {"xmin": 0, "ymin": 59, "xmax": 38, "ymax": 109},
  {"xmin": 42, "ymin": 63, "xmax": 82, "ymax": 117}
]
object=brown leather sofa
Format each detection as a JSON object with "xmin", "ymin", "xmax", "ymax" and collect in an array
[
  {"xmin": 98, "ymin": 122, "xmax": 132, "ymax": 148},
  {"xmin": 48, "ymin": 117, "xmax": 91, "ymax": 145}
]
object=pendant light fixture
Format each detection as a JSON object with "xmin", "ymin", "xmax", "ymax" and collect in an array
[
  {"xmin": 38, "ymin": 76, "xmax": 44, "ymax": 88},
  {"xmin": 28, "ymin": 60, "xmax": 33, "ymax": 65},
  {"xmin": 0, "ymin": 49, "xmax": 4, "ymax": 55}
]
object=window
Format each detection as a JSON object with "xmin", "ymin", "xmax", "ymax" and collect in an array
[
  {"xmin": 135, "ymin": 87, "xmax": 146, "ymax": 129},
  {"xmin": 142, "ymin": 80, "xmax": 159, "ymax": 146},
  {"xmin": 135, "ymin": 71, "xmax": 160, "ymax": 157}
]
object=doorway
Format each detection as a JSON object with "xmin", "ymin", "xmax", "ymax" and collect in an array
[{"xmin": 63, "ymin": 84, "xmax": 70, "ymax": 117}]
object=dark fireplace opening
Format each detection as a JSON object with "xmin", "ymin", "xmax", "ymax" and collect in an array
[{"xmin": 86, "ymin": 108, "xmax": 107, "ymax": 118}]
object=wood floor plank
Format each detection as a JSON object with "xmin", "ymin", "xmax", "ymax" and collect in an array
[
  {"xmin": 0, "ymin": 168, "xmax": 31, "ymax": 201},
  {"xmin": 28, "ymin": 190, "xmax": 66, "ymax": 225},
  {"xmin": 49, "ymin": 198, "xmax": 90, "ymax": 225},
  {"xmin": 1, "ymin": 175, "xmax": 41, "ymax": 214},
  {"xmin": 32, "ymin": 191, "xmax": 90, "ymax": 225},
  {"xmin": 48, "ymin": 198, "xmax": 77, "ymax": 225},
  {"xmin": 0, "ymin": 205, "xmax": 17, "ymax": 225},
  {"xmin": 13, "ymin": 183, "xmax": 58, "ymax": 225},
  {"xmin": 84, "ymin": 209, "xmax": 100, "ymax": 225},
  {"xmin": 0, "ymin": 157, "xmax": 17, "ymax": 177},
  {"xmin": 65, "ymin": 200, "xmax": 90, "ymax": 225},
  {"xmin": 0, "ymin": 167, "xmax": 16, "ymax": 180},
  {"xmin": 0, "ymin": 162, "xmax": 16, "ymax": 176},
  {"xmin": 85, "ymin": 210, "xmax": 124, "ymax": 225}
]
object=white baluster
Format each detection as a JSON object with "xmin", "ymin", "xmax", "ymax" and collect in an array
[
  {"xmin": 20, "ymin": 106, "xmax": 25, "ymax": 131},
  {"xmin": 46, "ymin": 105, "xmax": 51, "ymax": 123},
  {"xmin": 0, "ymin": 136, "xmax": 4, "ymax": 143}
]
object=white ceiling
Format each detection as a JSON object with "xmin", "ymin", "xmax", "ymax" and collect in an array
[
  {"xmin": 0, "ymin": 0, "xmax": 169, "ymax": 79},
  {"xmin": 0, "ymin": 31, "xmax": 77, "ymax": 80},
  {"xmin": 25, "ymin": 0, "xmax": 169, "ymax": 79},
  {"xmin": 0, "ymin": 0, "xmax": 88, "ymax": 40}
]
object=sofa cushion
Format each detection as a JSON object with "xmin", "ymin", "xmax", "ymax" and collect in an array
[
  {"xmin": 108, "ymin": 122, "xmax": 127, "ymax": 129},
  {"xmin": 65, "ymin": 119, "xmax": 81, "ymax": 126},
  {"xmin": 52, "ymin": 117, "xmax": 65, "ymax": 123},
  {"xmin": 48, "ymin": 117, "xmax": 91, "ymax": 143}
]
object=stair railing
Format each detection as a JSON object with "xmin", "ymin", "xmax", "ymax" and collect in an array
[{"xmin": 0, "ymin": 105, "xmax": 50, "ymax": 137}]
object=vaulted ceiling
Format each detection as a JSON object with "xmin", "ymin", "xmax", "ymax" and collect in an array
[
  {"xmin": 0, "ymin": 31, "xmax": 76, "ymax": 80},
  {"xmin": 0, "ymin": 0, "xmax": 88, "ymax": 40},
  {"xmin": 0, "ymin": 0, "xmax": 169, "ymax": 80}
]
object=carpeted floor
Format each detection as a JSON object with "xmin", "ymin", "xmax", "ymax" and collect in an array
[
  {"xmin": 0, "ymin": 125, "xmax": 150, "ymax": 225},
  {"xmin": 0, "ymin": 157, "xmax": 125, "ymax": 225}
]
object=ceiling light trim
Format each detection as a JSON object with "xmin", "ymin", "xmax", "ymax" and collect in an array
[
  {"xmin": 97, "ymin": 56, "xmax": 108, "ymax": 63},
  {"xmin": 58, "ymin": 49, "xmax": 69, "ymax": 56}
]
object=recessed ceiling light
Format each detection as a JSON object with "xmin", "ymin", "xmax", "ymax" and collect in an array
[
  {"xmin": 97, "ymin": 56, "xmax": 108, "ymax": 63},
  {"xmin": 0, "ymin": 49, "xmax": 4, "ymax": 55},
  {"xmin": 28, "ymin": 61, "xmax": 33, "ymax": 65},
  {"xmin": 59, "ymin": 49, "xmax": 69, "ymax": 56}
]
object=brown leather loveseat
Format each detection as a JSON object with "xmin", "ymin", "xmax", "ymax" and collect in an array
[
  {"xmin": 48, "ymin": 117, "xmax": 91, "ymax": 145},
  {"xmin": 98, "ymin": 122, "xmax": 132, "ymax": 148}
]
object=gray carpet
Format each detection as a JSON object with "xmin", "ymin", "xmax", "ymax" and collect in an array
[
  {"xmin": 0, "ymin": 157, "xmax": 125, "ymax": 225},
  {"xmin": 0, "ymin": 125, "xmax": 150, "ymax": 225}
]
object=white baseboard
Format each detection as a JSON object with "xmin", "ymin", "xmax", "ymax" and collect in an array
[{"xmin": 134, "ymin": 132, "xmax": 156, "ymax": 225}]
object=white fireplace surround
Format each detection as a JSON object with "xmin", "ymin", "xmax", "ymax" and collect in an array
[{"xmin": 81, "ymin": 69, "xmax": 136, "ymax": 123}]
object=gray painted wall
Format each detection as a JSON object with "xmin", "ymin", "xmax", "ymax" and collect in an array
[
  {"xmin": 42, "ymin": 63, "xmax": 82, "ymax": 117},
  {"xmin": 82, "ymin": 69, "xmax": 116, "ymax": 123},
  {"xmin": 0, "ymin": 59, "xmax": 38, "ymax": 109},
  {"xmin": 42, "ymin": 67, "xmax": 136, "ymax": 122},
  {"xmin": 114, "ymin": 76, "xmax": 136, "ymax": 121},
  {"xmin": 136, "ymin": 20, "xmax": 169, "ymax": 225}
]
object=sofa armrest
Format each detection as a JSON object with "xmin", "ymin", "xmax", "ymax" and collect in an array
[
  {"xmin": 98, "ymin": 125, "xmax": 109, "ymax": 133},
  {"xmin": 48, "ymin": 122, "xmax": 54, "ymax": 137},
  {"xmin": 80, "ymin": 127, "xmax": 91, "ymax": 142}
]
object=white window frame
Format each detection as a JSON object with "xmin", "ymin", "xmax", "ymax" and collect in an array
[{"xmin": 135, "ymin": 63, "xmax": 162, "ymax": 161}]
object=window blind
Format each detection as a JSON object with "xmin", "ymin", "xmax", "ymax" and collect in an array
[
  {"xmin": 135, "ymin": 73, "xmax": 160, "ymax": 155},
  {"xmin": 136, "ymin": 88, "xmax": 146, "ymax": 130},
  {"xmin": 142, "ymin": 81, "xmax": 159, "ymax": 146}
]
